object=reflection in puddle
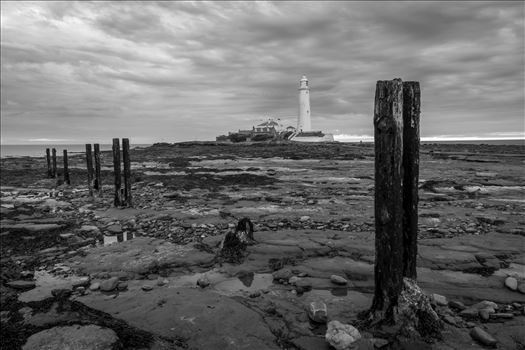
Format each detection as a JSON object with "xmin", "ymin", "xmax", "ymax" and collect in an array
[
  {"xmin": 103, "ymin": 232, "xmax": 135, "ymax": 246},
  {"xmin": 214, "ymin": 273, "xmax": 273, "ymax": 294}
]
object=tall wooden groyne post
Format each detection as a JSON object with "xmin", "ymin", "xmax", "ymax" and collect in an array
[
  {"xmin": 94, "ymin": 143, "xmax": 102, "ymax": 195},
  {"xmin": 46, "ymin": 148, "xmax": 52, "ymax": 178},
  {"xmin": 63, "ymin": 150, "xmax": 70, "ymax": 185},
  {"xmin": 85, "ymin": 144, "xmax": 94, "ymax": 196},
  {"xmin": 371, "ymin": 78, "xmax": 421, "ymax": 320},
  {"xmin": 51, "ymin": 148, "xmax": 57, "ymax": 178},
  {"xmin": 112, "ymin": 138, "xmax": 132, "ymax": 207}
]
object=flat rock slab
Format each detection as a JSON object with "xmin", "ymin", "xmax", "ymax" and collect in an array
[
  {"xmin": 78, "ymin": 287, "xmax": 280, "ymax": 350},
  {"xmin": 2, "ymin": 223, "xmax": 64, "ymax": 232},
  {"xmin": 72, "ymin": 237, "xmax": 215, "ymax": 274},
  {"xmin": 22, "ymin": 324, "xmax": 118, "ymax": 350}
]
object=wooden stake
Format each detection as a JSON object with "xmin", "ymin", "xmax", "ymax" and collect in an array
[
  {"xmin": 94, "ymin": 143, "xmax": 102, "ymax": 195},
  {"xmin": 63, "ymin": 150, "xmax": 70, "ymax": 185},
  {"xmin": 402, "ymin": 81, "xmax": 421, "ymax": 279},
  {"xmin": 85, "ymin": 144, "xmax": 94, "ymax": 196},
  {"xmin": 122, "ymin": 138, "xmax": 132, "ymax": 207},
  {"xmin": 52, "ymin": 148, "xmax": 57, "ymax": 178},
  {"xmin": 46, "ymin": 148, "xmax": 52, "ymax": 178},
  {"xmin": 371, "ymin": 79, "xmax": 404, "ymax": 318},
  {"xmin": 112, "ymin": 138, "xmax": 121, "ymax": 207}
]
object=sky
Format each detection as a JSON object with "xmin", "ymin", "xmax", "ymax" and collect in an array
[{"xmin": 1, "ymin": 1, "xmax": 524, "ymax": 144}]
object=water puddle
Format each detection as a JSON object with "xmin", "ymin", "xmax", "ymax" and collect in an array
[
  {"xmin": 167, "ymin": 271, "xmax": 274, "ymax": 295},
  {"xmin": 103, "ymin": 232, "xmax": 135, "ymax": 246},
  {"xmin": 19, "ymin": 270, "xmax": 85, "ymax": 303}
]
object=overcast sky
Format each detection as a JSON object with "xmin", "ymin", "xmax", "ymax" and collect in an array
[{"xmin": 1, "ymin": 1, "xmax": 523, "ymax": 144}]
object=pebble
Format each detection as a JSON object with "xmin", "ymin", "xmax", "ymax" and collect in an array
[
  {"xmin": 117, "ymin": 282, "xmax": 128, "ymax": 291},
  {"xmin": 89, "ymin": 282, "xmax": 100, "ymax": 291},
  {"xmin": 299, "ymin": 216, "xmax": 310, "ymax": 222},
  {"xmin": 325, "ymin": 320, "xmax": 361, "ymax": 350},
  {"xmin": 308, "ymin": 301, "xmax": 328, "ymax": 323},
  {"xmin": 141, "ymin": 285, "xmax": 153, "ymax": 291},
  {"xmin": 330, "ymin": 275, "xmax": 348, "ymax": 286},
  {"xmin": 504, "ymin": 276, "xmax": 518, "ymax": 291},
  {"xmin": 479, "ymin": 309, "xmax": 491, "ymax": 321},
  {"xmin": 289, "ymin": 276, "xmax": 301, "ymax": 285},
  {"xmin": 491, "ymin": 313, "xmax": 513, "ymax": 319},
  {"xmin": 459, "ymin": 308, "xmax": 479, "ymax": 319},
  {"xmin": 197, "ymin": 277, "xmax": 210, "ymax": 288},
  {"xmin": 249, "ymin": 291, "xmax": 261, "ymax": 298},
  {"xmin": 470, "ymin": 327, "xmax": 497, "ymax": 347},
  {"xmin": 99, "ymin": 277, "xmax": 119, "ymax": 292}
]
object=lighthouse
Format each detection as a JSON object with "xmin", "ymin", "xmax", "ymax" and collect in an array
[{"xmin": 297, "ymin": 75, "xmax": 311, "ymax": 132}]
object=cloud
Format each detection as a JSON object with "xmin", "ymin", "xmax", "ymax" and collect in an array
[{"xmin": 1, "ymin": 1, "xmax": 523, "ymax": 144}]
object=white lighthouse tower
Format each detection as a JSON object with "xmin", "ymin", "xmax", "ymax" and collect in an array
[{"xmin": 297, "ymin": 75, "xmax": 311, "ymax": 132}]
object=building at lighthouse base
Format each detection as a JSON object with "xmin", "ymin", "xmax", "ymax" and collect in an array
[{"xmin": 289, "ymin": 130, "xmax": 334, "ymax": 142}]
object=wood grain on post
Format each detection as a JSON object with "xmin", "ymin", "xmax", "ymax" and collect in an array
[
  {"xmin": 112, "ymin": 138, "xmax": 121, "ymax": 207},
  {"xmin": 52, "ymin": 148, "xmax": 57, "ymax": 178},
  {"xmin": 122, "ymin": 138, "xmax": 132, "ymax": 207},
  {"xmin": 371, "ymin": 79, "xmax": 404, "ymax": 316},
  {"xmin": 94, "ymin": 143, "xmax": 102, "ymax": 195},
  {"xmin": 402, "ymin": 81, "xmax": 421, "ymax": 279},
  {"xmin": 85, "ymin": 144, "xmax": 94, "ymax": 196},
  {"xmin": 63, "ymin": 150, "xmax": 70, "ymax": 185},
  {"xmin": 46, "ymin": 148, "xmax": 52, "ymax": 178}
]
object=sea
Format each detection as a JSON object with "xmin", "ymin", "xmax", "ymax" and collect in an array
[
  {"xmin": 1, "ymin": 140, "xmax": 523, "ymax": 158},
  {"xmin": 0, "ymin": 144, "xmax": 152, "ymax": 158}
]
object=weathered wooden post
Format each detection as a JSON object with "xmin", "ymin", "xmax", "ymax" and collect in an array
[
  {"xmin": 94, "ymin": 143, "xmax": 102, "ymax": 196},
  {"xmin": 46, "ymin": 148, "xmax": 52, "ymax": 178},
  {"xmin": 112, "ymin": 138, "xmax": 121, "ymax": 207},
  {"xmin": 122, "ymin": 138, "xmax": 132, "ymax": 207},
  {"xmin": 63, "ymin": 150, "xmax": 70, "ymax": 185},
  {"xmin": 85, "ymin": 144, "xmax": 94, "ymax": 196},
  {"xmin": 371, "ymin": 78, "xmax": 404, "ymax": 319},
  {"xmin": 52, "ymin": 148, "xmax": 57, "ymax": 178},
  {"xmin": 402, "ymin": 81, "xmax": 420, "ymax": 279}
]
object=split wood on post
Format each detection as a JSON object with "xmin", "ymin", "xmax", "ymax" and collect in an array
[
  {"xmin": 371, "ymin": 78, "xmax": 405, "ymax": 317},
  {"xmin": 52, "ymin": 148, "xmax": 57, "ymax": 178},
  {"xmin": 112, "ymin": 138, "xmax": 121, "ymax": 207},
  {"xmin": 85, "ymin": 144, "xmax": 94, "ymax": 196},
  {"xmin": 63, "ymin": 150, "xmax": 70, "ymax": 185},
  {"xmin": 122, "ymin": 138, "xmax": 132, "ymax": 207},
  {"xmin": 94, "ymin": 143, "xmax": 102, "ymax": 195},
  {"xmin": 402, "ymin": 81, "xmax": 421, "ymax": 279},
  {"xmin": 46, "ymin": 148, "xmax": 52, "ymax": 178}
]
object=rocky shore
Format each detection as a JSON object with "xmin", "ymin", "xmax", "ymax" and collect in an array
[{"xmin": 1, "ymin": 141, "xmax": 524, "ymax": 349}]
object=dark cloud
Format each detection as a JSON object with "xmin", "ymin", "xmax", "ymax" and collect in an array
[{"xmin": 1, "ymin": 1, "xmax": 523, "ymax": 144}]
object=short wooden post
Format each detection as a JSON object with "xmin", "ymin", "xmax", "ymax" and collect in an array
[
  {"xmin": 371, "ymin": 79, "xmax": 404, "ymax": 317},
  {"xmin": 112, "ymin": 138, "xmax": 121, "ymax": 207},
  {"xmin": 85, "ymin": 144, "xmax": 94, "ymax": 196},
  {"xmin": 402, "ymin": 81, "xmax": 421, "ymax": 279},
  {"xmin": 63, "ymin": 150, "xmax": 70, "ymax": 185},
  {"xmin": 46, "ymin": 148, "xmax": 52, "ymax": 178},
  {"xmin": 122, "ymin": 138, "xmax": 132, "ymax": 207},
  {"xmin": 52, "ymin": 148, "xmax": 57, "ymax": 178},
  {"xmin": 94, "ymin": 143, "xmax": 102, "ymax": 195}
]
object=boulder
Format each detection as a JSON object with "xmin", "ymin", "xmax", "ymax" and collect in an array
[
  {"xmin": 89, "ymin": 282, "xmax": 100, "ymax": 291},
  {"xmin": 99, "ymin": 277, "xmax": 119, "ymax": 292},
  {"xmin": 470, "ymin": 327, "xmax": 497, "ymax": 347},
  {"xmin": 504, "ymin": 276, "xmax": 518, "ymax": 291},
  {"xmin": 431, "ymin": 293, "xmax": 448, "ymax": 306},
  {"xmin": 273, "ymin": 268, "xmax": 293, "ymax": 281},
  {"xmin": 325, "ymin": 320, "xmax": 361, "ymax": 350},
  {"xmin": 72, "ymin": 277, "xmax": 90, "ymax": 288},
  {"xmin": 308, "ymin": 301, "xmax": 328, "ymax": 323},
  {"xmin": 518, "ymin": 283, "xmax": 525, "ymax": 295}
]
